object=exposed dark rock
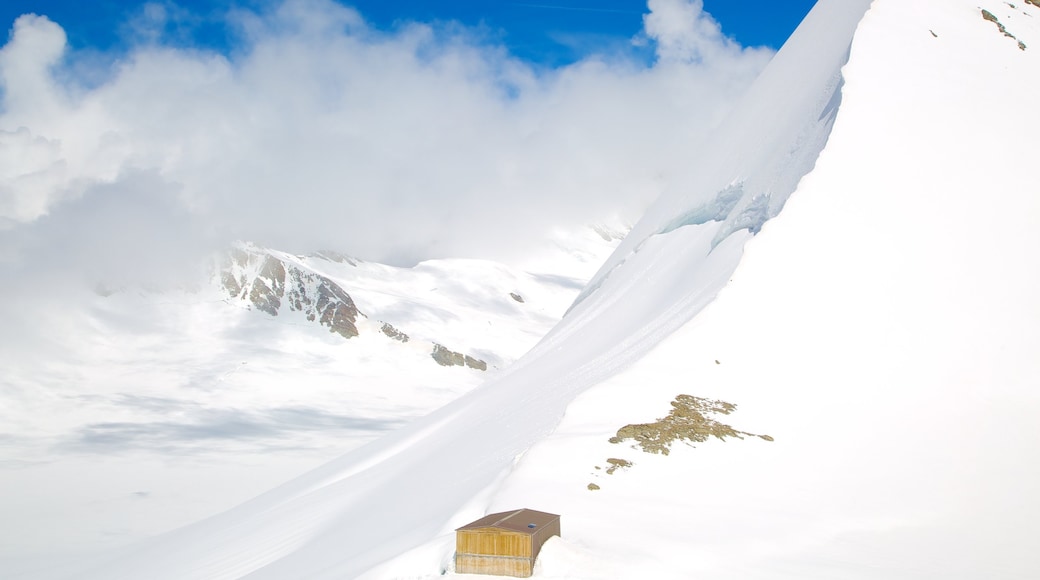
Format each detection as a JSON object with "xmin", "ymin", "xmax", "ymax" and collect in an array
[
  {"xmin": 604, "ymin": 458, "xmax": 632, "ymax": 475},
  {"xmin": 464, "ymin": 355, "xmax": 487, "ymax": 371},
  {"xmin": 595, "ymin": 394, "xmax": 772, "ymax": 481},
  {"xmin": 431, "ymin": 343, "xmax": 466, "ymax": 367},
  {"xmin": 981, "ymin": 9, "xmax": 1026, "ymax": 49},
  {"xmin": 380, "ymin": 322, "xmax": 410, "ymax": 342},
  {"xmin": 228, "ymin": 247, "xmax": 251, "ymax": 268},
  {"xmin": 221, "ymin": 271, "xmax": 243, "ymax": 298},
  {"xmin": 248, "ymin": 256, "xmax": 286, "ymax": 316},
  {"xmin": 249, "ymin": 278, "xmax": 281, "ymax": 316},
  {"xmin": 608, "ymin": 394, "xmax": 773, "ymax": 456},
  {"xmin": 258, "ymin": 255, "xmax": 286, "ymax": 283},
  {"xmin": 321, "ymin": 302, "xmax": 360, "ymax": 339},
  {"xmin": 587, "ymin": 483, "xmax": 600, "ymax": 491},
  {"xmin": 509, "ymin": 292, "xmax": 525, "ymax": 303},
  {"xmin": 312, "ymin": 275, "xmax": 360, "ymax": 338},
  {"xmin": 431, "ymin": 344, "xmax": 486, "ymax": 371}
]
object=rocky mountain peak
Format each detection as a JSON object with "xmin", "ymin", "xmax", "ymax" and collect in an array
[
  {"xmin": 219, "ymin": 247, "xmax": 361, "ymax": 339},
  {"xmin": 216, "ymin": 245, "xmax": 490, "ymax": 370}
]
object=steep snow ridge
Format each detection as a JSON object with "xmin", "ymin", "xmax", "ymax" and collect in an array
[
  {"xmin": 573, "ymin": 0, "xmax": 871, "ymax": 310},
  {"xmin": 70, "ymin": 2, "xmax": 875, "ymax": 578}
]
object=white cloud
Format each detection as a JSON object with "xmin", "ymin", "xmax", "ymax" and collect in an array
[
  {"xmin": 0, "ymin": 0, "xmax": 772, "ymax": 274},
  {"xmin": 643, "ymin": 0, "xmax": 748, "ymax": 64},
  {"xmin": 0, "ymin": 127, "xmax": 67, "ymax": 223},
  {"xmin": 0, "ymin": 14, "xmax": 66, "ymax": 113}
]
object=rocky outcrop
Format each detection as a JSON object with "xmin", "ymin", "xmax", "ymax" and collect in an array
[
  {"xmin": 464, "ymin": 355, "xmax": 488, "ymax": 371},
  {"xmin": 431, "ymin": 344, "xmax": 464, "ymax": 367},
  {"xmin": 249, "ymin": 256, "xmax": 286, "ymax": 316},
  {"xmin": 220, "ymin": 247, "xmax": 360, "ymax": 339},
  {"xmin": 219, "ymin": 246, "xmax": 490, "ymax": 370},
  {"xmin": 380, "ymin": 322, "xmax": 409, "ymax": 343},
  {"xmin": 982, "ymin": 8, "xmax": 1028, "ymax": 50},
  {"xmin": 608, "ymin": 394, "xmax": 773, "ymax": 455},
  {"xmin": 431, "ymin": 343, "xmax": 487, "ymax": 371},
  {"xmin": 587, "ymin": 395, "xmax": 773, "ymax": 491}
]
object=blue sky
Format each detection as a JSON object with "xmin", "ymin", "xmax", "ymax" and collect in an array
[{"xmin": 1, "ymin": 0, "xmax": 816, "ymax": 64}]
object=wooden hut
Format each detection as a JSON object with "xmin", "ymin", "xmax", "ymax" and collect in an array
[{"xmin": 455, "ymin": 508, "xmax": 561, "ymax": 577}]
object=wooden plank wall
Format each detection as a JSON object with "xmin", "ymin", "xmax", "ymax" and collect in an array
[
  {"xmin": 455, "ymin": 554, "xmax": 534, "ymax": 578},
  {"xmin": 456, "ymin": 529, "xmax": 532, "ymax": 557}
]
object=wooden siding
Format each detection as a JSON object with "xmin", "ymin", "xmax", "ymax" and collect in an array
[
  {"xmin": 457, "ymin": 528, "xmax": 532, "ymax": 558},
  {"xmin": 455, "ymin": 554, "xmax": 533, "ymax": 578}
]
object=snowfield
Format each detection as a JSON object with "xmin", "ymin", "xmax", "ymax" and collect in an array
[{"xmin": 7, "ymin": 0, "xmax": 1040, "ymax": 578}]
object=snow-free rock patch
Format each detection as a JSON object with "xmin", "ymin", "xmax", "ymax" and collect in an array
[
  {"xmin": 982, "ymin": 8, "xmax": 1028, "ymax": 49},
  {"xmin": 380, "ymin": 322, "xmax": 409, "ymax": 342},
  {"xmin": 608, "ymin": 394, "xmax": 773, "ymax": 455},
  {"xmin": 587, "ymin": 395, "xmax": 772, "ymax": 490},
  {"xmin": 431, "ymin": 343, "xmax": 487, "ymax": 371},
  {"xmin": 589, "ymin": 395, "xmax": 772, "ymax": 489}
]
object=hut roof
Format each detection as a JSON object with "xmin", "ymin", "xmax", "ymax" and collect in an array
[{"xmin": 456, "ymin": 508, "xmax": 559, "ymax": 535}]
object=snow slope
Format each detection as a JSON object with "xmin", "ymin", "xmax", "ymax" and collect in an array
[{"xmin": 51, "ymin": 0, "xmax": 1040, "ymax": 577}]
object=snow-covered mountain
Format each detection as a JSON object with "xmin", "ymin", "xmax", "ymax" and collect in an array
[
  {"xmin": 13, "ymin": 0, "xmax": 1040, "ymax": 577},
  {"xmin": 217, "ymin": 245, "xmax": 498, "ymax": 370},
  {"xmin": 0, "ymin": 226, "xmax": 622, "ymax": 576},
  {"xmin": 219, "ymin": 247, "xmax": 366, "ymax": 340}
]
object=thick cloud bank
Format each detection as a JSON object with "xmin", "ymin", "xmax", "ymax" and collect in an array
[{"xmin": 0, "ymin": 0, "xmax": 770, "ymax": 274}]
